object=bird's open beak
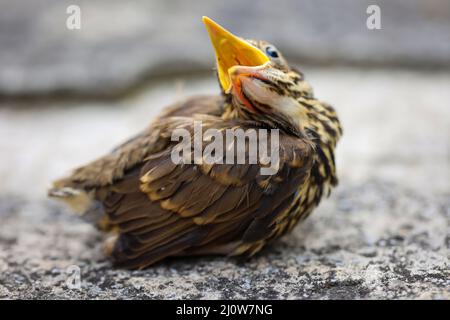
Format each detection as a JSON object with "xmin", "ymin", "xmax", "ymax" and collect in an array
[{"xmin": 202, "ymin": 16, "xmax": 270, "ymax": 93}]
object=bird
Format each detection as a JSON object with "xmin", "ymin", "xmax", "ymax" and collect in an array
[{"xmin": 48, "ymin": 16, "xmax": 342, "ymax": 269}]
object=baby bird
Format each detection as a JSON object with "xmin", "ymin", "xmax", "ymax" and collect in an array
[{"xmin": 49, "ymin": 17, "xmax": 342, "ymax": 269}]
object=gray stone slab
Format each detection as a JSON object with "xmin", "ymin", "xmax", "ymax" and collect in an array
[{"xmin": 0, "ymin": 180, "xmax": 448, "ymax": 299}]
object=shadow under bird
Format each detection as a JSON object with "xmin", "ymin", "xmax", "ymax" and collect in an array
[{"xmin": 49, "ymin": 17, "xmax": 343, "ymax": 269}]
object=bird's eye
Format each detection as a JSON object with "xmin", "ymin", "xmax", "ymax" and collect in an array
[{"xmin": 265, "ymin": 46, "xmax": 279, "ymax": 58}]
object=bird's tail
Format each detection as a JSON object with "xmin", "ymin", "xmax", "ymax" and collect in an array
[
  {"xmin": 48, "ymin": 181, "xmax": 110, "ymax": 230},
  {"xmin": 48, "ymin": 181, "xmax": 93, "ymax": 215}
]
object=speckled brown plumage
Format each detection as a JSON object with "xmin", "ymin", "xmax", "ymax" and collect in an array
[{"xmin": 49, "ymin": 20, "xmax": 342, "ymax": 269}]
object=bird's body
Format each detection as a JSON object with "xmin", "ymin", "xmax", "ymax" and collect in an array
[{"xmin": 49, "ymin": 17, "xmax": 342, "ymax": 269}]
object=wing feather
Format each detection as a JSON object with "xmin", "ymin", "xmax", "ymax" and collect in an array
[
  {"xmin": 105, "ymin": 120, "xmax": 313, "ymax": 268},
  {"xmin": 51, "ymin": 103, "xmax": 313, "ymax": 268}
]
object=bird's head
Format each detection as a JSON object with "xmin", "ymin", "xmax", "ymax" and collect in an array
[{"xmin": 203, "ymin": 16, "xmax": 341, "ymax": 143}]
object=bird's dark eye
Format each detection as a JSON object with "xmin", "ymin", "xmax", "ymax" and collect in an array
[{"xmin": 265, "ymin": 46, "xmax": 279, "ymax": 58}]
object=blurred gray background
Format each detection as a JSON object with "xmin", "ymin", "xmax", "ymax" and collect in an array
[
  {"xmin": 0, "ymin": 0, "xmax": 449, "ymax": 299},
  {"xmin": 1, "ymin": 0, "xmax": 449, "ymax": 97}
]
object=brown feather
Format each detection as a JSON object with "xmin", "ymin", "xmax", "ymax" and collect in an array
[{"xmin": 49, "ymin": 71, "xmax": 341, "ymax": 268}]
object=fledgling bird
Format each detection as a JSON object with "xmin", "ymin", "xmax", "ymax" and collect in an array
[{"xmin": 49, "ymin": 17, "xmax": 342, "ymax": 269}]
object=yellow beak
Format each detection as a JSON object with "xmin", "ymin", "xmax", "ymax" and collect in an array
[{"xmin": 202, "ymin": 16, "xmax": 270, "ymax": 92}]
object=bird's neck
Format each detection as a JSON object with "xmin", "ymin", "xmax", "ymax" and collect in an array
[
  {"xmin": 298, "ymin": 97, "xmax": 342, "ymax": 149},
  {"xmin": 221, "ymin": 93, "xmax": 342, "ymax": 189},
  {"xmin": 298, "ymin": 97, "xmax": 342, "ymax": 189},
  {"xmin": 222, "ymin": 98, "xmax": 305, "ymax": 138}
]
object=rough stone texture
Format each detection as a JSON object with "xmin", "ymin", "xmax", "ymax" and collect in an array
[
  {"xmin": 1, "ymin": 0, "xmax": 450, "ymax": 97},
  {"xmin": 0, "ymin": 67, "xmax": 449, "ymax": 299},
  {"xmin": 0, "ymin": 181, "xmax": 448, "ymax": 299}
]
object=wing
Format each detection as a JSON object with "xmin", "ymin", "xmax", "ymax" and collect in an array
[
  {"xmin": 99, "ymin": 119, "xmax": 314, "ymax": 269},
  {"xmin": 51, "ymin": 95, "xmax": 224, "ymax": 190}
]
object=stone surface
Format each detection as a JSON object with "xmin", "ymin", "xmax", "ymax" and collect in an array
[
  {"xmin": 0, "ymin": 181, "xmax": 448, "ymax": 299},
  {"xmin": 0, "ymin": 67, "xmax": 449, "ymax": 299},
  {"xmin": 1, "ymin": 0, "xmax": 450, "ymax": 97}
]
